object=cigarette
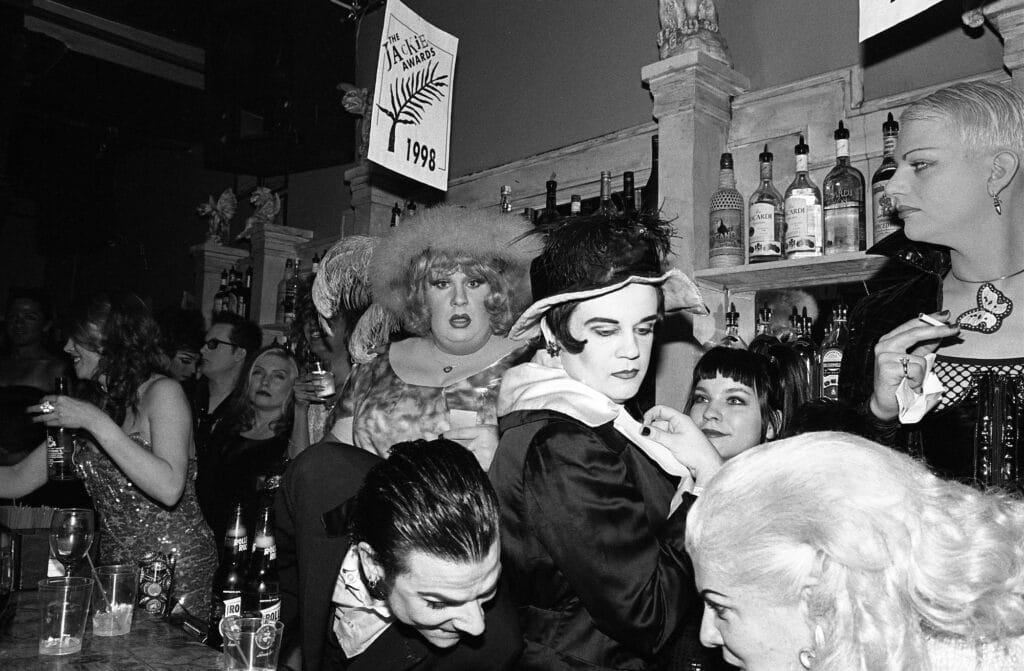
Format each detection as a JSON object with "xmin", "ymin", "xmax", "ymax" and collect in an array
[{"xmin": 918, "ymin": 313, "xmax": 944, "ymax": 327}]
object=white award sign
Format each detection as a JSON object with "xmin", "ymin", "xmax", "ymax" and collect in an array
[
  {"xmin": 859, "ymin": 0, "xmax": 943, "ymax": 42},
  {"xmin": 367, "ymin": 0, "xmax": 458, "ymax": 191}
]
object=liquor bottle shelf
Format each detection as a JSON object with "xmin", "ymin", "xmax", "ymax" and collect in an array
[{"xmin": 694, "ymin": 251, "xmax": 895, "ymax": 293}]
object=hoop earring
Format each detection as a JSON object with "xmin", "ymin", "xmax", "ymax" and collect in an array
[
  {"xmin": 545, "ymin": 341, "xmax": 561, "ymax": 357},
  {"xmin": 993, "ymin": 194, "xmax": 1003, "ymax": 215},
  {"xmin": 798, "ymin": 649, "xmax": 815, "ymax": 669}
]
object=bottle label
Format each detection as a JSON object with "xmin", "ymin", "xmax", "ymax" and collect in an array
[
  {"xmin": 824, "ymin": 203, "xmax": 863, "ymax": 253},
  {"xmin": 795, "ymin": 154, "xmax": 808, "ymax": 172},
  {"xmin": 835, "ymin": 138, "xmax": 849, "ymax": 157},
  {"xmin": 749, "ymin": 203, "xmax": 782, "ymax": 259},
  {"xmin": 709, "ymin": 207, "xmax": 744, "ymax": 267},
  {"xmin": 882, "ymin": 134, "xmax": 897, "ymax": 157},
  {"xmin": 224, "ymin": 595, "xmax": 243, "ymax": 619},
  {"xmin": 872, "ymin": 182, "xmax": 899, "ymax": 244},
  {"xmin": 820, "ymin": 349, "xmax": 842, "ymax": 400},
  {"xmin": 226, "ymin": 534, "xmax": 248, "ymax": 551},
  {"xmin": 254, "ymin": 536, "xmax": 276, "ymax": 561},
  {"xmin": 784, "ymin": 194, "xmax": 822, "ymax": 255},
  {"xmin": 259, "ymin": 600, "xmax": 281, "ymax": 624}
]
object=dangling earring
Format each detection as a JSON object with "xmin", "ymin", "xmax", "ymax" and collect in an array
[
  {"xmin": 365, "ymin": 574, "xmax": 386, "ymax": 601},
  {"xmin": 993, "ymin": 193, "xmax": 1003, "ymax": 215},
  {"xmin": 545, "ymin": 341, "xmax": 561, "ymax": 357},
  {"xmin": 798, "ymin": 648, "xmax": 815, "ymax": 669}
]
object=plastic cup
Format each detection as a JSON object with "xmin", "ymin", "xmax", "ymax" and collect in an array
[
  {"xmin": 220, "ymin": 616, "xmax": 285, "ymax": 671},
  {"xmin": 37, "ymin": 576, "xmax": 93, "ymax": 656},
  {"xmin": 90, "ymin": 564, "xmax": 139, "ymax": 636}
]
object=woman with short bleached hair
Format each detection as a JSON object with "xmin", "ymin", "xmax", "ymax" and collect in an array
[
  {"xmin": 686, "ymin": 431, "xmax": 1024, "ymax": 671},
  {"xmin": 331, "ymin": 205, "xmax": 536, "ymax": 469},
  {"xmin": 841, "ymin": 80, "xmax": 1024, "ymax": 492}
]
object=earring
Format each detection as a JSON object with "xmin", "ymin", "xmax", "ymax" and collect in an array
[
  {"xmin": 545, "ymin": 341, "xmax": 561, "ymax": 357},
  {"xmin": 993, "ymin": 194, "xmax": 1003, "ymax": 215},
  {"xmin": 798, "ymin": 649, "xmax": 815, "ymax": 669},
  {"xmin": 365, "ymin": 575, "xmax": 386, "ymax": 600}
]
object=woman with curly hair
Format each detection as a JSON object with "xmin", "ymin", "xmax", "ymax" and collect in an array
[
  {"xmin": 331, "ymin": 205, "xmax": 536, "ymax": 469},
  {"xmin": 686, "ymin": 431, "xmax": 1024, "ymax": 671},
  {"xmin": 197, "ymin": 346, "xmax": 297, "ymax": 542},
  {"xmin": 0, "ymin": 291, "xmax": 218, "ymax": 615}
]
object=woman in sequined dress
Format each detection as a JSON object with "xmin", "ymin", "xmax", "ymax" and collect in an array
[{"xmin": 0, "ymin": 292, "xmax": 218, "ymax": 615}]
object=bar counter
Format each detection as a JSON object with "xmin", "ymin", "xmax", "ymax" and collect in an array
[{"xmin": 0, "ymin": 590, "xmax": 222, "ymax": 670}]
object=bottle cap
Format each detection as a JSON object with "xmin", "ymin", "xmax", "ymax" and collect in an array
[
  {"xmin": 720, "ymin": 153, "xmax": 734, "ymax": 169},
  {"xmin": 834, "ymin": 120, "xmax": 849, "ymax": 140},
  {"xmin": 758, "ymin": 144, "xmax": 773, "ymax": 162},
  {"xmin": 883, "ymin": 111, "xmax": 899, "ymax": 134},
  {"xmin": 795, "ymin": 135, "xmax": 809, "ymax": 155}
]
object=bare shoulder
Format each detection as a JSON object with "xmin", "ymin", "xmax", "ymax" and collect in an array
[{"xmin": 138, "ymin": 375, "xmax": 188, "ymax": 407}]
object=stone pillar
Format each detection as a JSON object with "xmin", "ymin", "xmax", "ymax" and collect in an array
[
  {"xmin": 984, "ymin": 0, "xmax": 1024, "ymax": 91},
  {"xmin": 190, "ymin": 242, "xmax": 248, "ymax": 324},
  {"xmin": 249, "ymin": 223, "xmax": 313, "ymax": 330},
  {"xmin": 641, "ymin": 50, "xmax": 748, "ymax": 409}
]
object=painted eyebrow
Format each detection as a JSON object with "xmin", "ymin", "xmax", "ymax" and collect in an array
[
  {"xmin": 582, "ymin": 314, "xmax": 658, "ymax": 326},
  {"xmin": 900, "ymin": 147, "xmax": 939, "ymax": 160},
  {"xmin": 419, "ymin": 582, "xmax": 499, "ymax": 604}
]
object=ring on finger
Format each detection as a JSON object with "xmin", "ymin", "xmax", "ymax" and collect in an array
[
  {"xmin": 40, "ymin": 401, "xmax": 55, "ymax": 414},
  {"xmin": 899, "ymin": 355, "xmax": 911, "ymax": 378}
]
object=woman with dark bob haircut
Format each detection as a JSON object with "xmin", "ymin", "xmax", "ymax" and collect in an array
[
  {"xmin": 331, "ymin": 205, "xmax": 536, "ymax": 470},
  {"xmin": 0, "ymin": 291, "xmax": 217, "ymax": 614},
  {"xmin": 275, "ymin": 437, "xmax": 522, "ymax": 670}
]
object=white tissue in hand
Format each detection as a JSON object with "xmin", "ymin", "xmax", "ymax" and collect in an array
[{"xmin": 896, "ymin": 353, "xmax": 945, "ymax": 424}]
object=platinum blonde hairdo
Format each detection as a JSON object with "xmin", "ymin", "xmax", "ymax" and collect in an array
[
  {"xmin": 685, "ymin": 432, "xmax": 1024, "ymax": 671},
  {"xmin": 368, "ymin": 204, "xmax": 537, "ymax": 336},
  {"xmin": 902, "ymin": 80, "xmax": 1024, "ymax": 155}
]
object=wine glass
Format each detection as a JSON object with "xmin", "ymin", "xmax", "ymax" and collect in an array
[{"xmin": 49, "ymin": 508, "xmax": 95, "ymax": 577}]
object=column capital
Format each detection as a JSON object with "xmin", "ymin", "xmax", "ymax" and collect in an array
[
  {"xmin": 985, "ymin": 0, "xmax": 1024, "ymax": 87},
  {"xmin": 189, "ymin": 242, "xmax": 248, "ymax": 269},
  {"xmin": 642, "ymin": 51, "xmax": 749, "ymax": 122},
  {"xmin": 250, "ymin": 223, "xmax": 314, "ymax": 258}
]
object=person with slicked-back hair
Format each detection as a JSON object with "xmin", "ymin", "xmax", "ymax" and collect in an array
[
  {"xmin": 686, "ymin": 431, "xmax": 1024, "ymax": 671},
  {"xmin": 275, "ymin": 437, "xmax": 522, "ymax": 670}
]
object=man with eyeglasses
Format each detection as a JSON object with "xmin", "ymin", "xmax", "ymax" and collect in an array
[{"xmin": 192, "ymin": 312, "xmax": 262, "ymax": 457}]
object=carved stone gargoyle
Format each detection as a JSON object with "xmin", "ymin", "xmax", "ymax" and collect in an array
[{"xmin": 657, "ymin": 0, "xmax": 732, "ymax": 65}]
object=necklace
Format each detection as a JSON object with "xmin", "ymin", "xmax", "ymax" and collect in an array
[
  {"xmin": 950, "ymin": 264, "xmax": 1024, "ymax": 284},
  {"xmin": 428, "ymin": 343, "xmax": 459, "ymax": 373},
  {"xmin": 953, "ymin": 279, "xmax": 1016, "ymax": 334}
]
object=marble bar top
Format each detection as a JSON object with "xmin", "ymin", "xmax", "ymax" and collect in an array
[{"xmin": 0, "ymin": 590, "xmax": 222, "ymax": 670}]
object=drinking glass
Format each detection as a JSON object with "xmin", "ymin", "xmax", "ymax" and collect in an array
[{"xmin": 49, "ymin": 509, "xmax": 95, "ymax": 577}]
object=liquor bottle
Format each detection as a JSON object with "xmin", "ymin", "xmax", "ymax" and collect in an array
[
  {"xmin": 283, "ymin": 258, "xmax": 302, "ymax": 325},
  {"xmin": 208, "ymin": 503, "xmax": 249, "ymax": 650},
  {"xmin": 390, "ymin": 202, "xmax": 401, "ymax": 227},
  {"xmin": 274, "ymin": 259, "xmax": 293, "ymax": 324},
  {"xmin": 641, "ymin": 135, "xmax": 659, "ymax": 215},
  {"xmin": 748, "ymin": 303, "xmax": 779, "ymax": 356},
  {"xmin": 569, "ymin": 194, "xmax": 582, "ymax": 216},
  {"xmin": 46, "ymin": 376, "xmax": 76, "ymax": 481},
  {"xmin": 871, "ymin": 112, "xmax": 900, "ymax": 246},
  {"xmin": 542, "ymin": 176, "xmax": 559, "ymax": 222},
  {"xmin": 594, "ymin": 171, "xmax": 616, "ymax": 216},
  {"xmin": 791, "ymin": 308, "xmax": 817, "ymax": 396},
  {"xmin": 499, "ymin": 185, "xmax": 513, "ymax": 214},
  {"xmin": 242, "ymin": 267, "xmax": 254, "ymax": 320},
  {"xmin": 311, "ymin": 252, "xmax": 321, "ymax": 276},
  {"xmin": 522, "ymin": 207, "xmax": 538, "ymax": 224},
  {"xmin": 405, "ymin": 200, "xmax": 417, "ymax": 218},
  {"xmin": 717, "ymin": 303, "xmax": 747, "ymax": 349},
  {"xmin": 225, "ymin": 268, "xmax": 240, "ymax": 315},
  {"xmin": 708, "ymin": 153, "xmax": 744, "ymax": 268},
  {"xmin": 823, "ymin": 121, "xmax": 866, "ymax": 254},
  {"xmin": 243, "ymin": 507, "xmax": 281, "ymax": 624},
  {"xmin": 818, "ymin": 304, "xmax": 849, "ymax": 400},
  {"xmin": 748, "ymin": 145, "xmax": 785, "ymax": 263},
  {"xmin": 784, "ymin": 135, "xmax": 823, "ymax": 259},
  {"xmin": 212, "ymin": 270, "xmax": 229, "ymax": 315},
  {"xmin": 622, "ymin": 171, "xmax": 637, "ymax": 215}
]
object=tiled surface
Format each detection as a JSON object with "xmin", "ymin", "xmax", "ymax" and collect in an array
[{"xmin": 0, "ymin": 591, "xmax": 222, "ymax": 670}]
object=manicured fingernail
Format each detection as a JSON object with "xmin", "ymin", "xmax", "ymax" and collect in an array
[
  {"xmin": 938, "ymin": 310, "xmax": 950, "ymax": 316},
  {"xmin": 641, "ymin": 427, "xmax": 651, "ymax": 436}
]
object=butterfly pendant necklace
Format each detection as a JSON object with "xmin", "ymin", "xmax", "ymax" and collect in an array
[{"xmin": 952, "ymin": 265, "xmax": 1024, "ymax": 334}]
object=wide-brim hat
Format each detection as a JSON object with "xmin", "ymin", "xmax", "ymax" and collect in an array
[{"xmin": 508, "ymin": 211, "xmax": 708, "ymax": 341}]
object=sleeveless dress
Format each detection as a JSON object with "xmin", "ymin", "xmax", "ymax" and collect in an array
[{"xmin": 74, "ymin": 433, "xmax": 218, "ymax": 615}]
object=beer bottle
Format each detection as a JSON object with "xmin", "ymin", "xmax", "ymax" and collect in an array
[
  {"xmin": 208, "ymin": 503, "xmax": 249, "ymax": 649},
  {"xmin": 242, "ymin": 506, "xmax": 281, "ymax": 625}
]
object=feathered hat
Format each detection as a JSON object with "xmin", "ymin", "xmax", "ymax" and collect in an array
[
  {"xmin": 508, "ymin": 210, "xmax": 708, "ymax": 340},
  {"xmin": 368, "ymin": 204, "xmax": 537, "ymax": 327}
]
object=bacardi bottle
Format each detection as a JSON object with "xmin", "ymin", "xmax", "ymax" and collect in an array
[
  {"xmin": 748, "ymin": 145, "xmax": 785, "ymax": 263},
  {"xmin": 784, "ymin": 136, "xmax": 823, "ymax": 259},
  {"xmin": 817, "ymin": 305, "xmax": 849, "ymax": 401},
  {"xmin": 823, "ymin": 121, "xmax": 866, "ymax": 254},
  {"xmin": 208, "ymin": 503, "xmax": 249, "ymax": 650},
  {"xmin": 708, "ymin": 153, "xmax": 744, "ymax": 268},
  {"xmin": 242, "ymin": 507, "xmax": 280, "ymax": 625},
  {"xmin": 871, "ymin": 112, "xmax": 900, "ymax": 246}
]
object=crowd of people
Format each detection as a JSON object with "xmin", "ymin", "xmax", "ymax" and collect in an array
[{"xmin": 0, "ymin": 80, "xmax": 1022, "ymax": 671}]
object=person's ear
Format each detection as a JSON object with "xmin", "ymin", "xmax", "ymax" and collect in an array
[
  {"xmin": 233, "ymin": 346, "xmax": 247, "ymax": 364},
  {"xmin": 765, "ymin": 410, "xmax": 782, "ymax": 441},
  {"xmin": 356, "ymin": 541, "xmax": 383, "ymax": 582},
  {"xmin": 989, "ymin": 150, "xmax": 1020, "ymax": 198}
]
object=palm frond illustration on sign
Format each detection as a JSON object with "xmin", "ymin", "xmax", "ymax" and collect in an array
[{"xmin": 368, "ymin": 0, "xmax": 458, "ymax": 191}]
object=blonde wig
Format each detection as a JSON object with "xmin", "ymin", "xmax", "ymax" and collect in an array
[
  {"xmin": 686, "ymin": 432, "xmax": 1024, "ymax": 671},
  {"xmin": 902, "ymin": 80, "xmax": 1024, "ymax": 155}
]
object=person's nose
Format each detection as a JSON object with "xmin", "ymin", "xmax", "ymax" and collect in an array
[
  {"xmin": 884, "ymin": 162, "xmax": 909, "ymax": 203},
  {"xmin": 63, "ymin": 338, "xmax": 74, "ymax": 355},
  {"xmin": 452, "ymin": 601, "xmax": 486, "ymax": 637},
  {"xmin": 702, "ymin": 399, "xmax": 723, "ymax": 422},
  {"xmin": 616, "ymin": 332, "xmax": 641, "ymax": 360},
  {"xmin": 451, "ymin": 280, "xmax": 468, "ymax": 306},
  {"xmin": 699, "ymin": 606, "xmax": 724, "ymax": 647}
]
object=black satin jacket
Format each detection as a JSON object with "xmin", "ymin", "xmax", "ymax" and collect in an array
[{"xmin": 490, "ymin": 409, "xmax": 698, "ymax": 671}]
